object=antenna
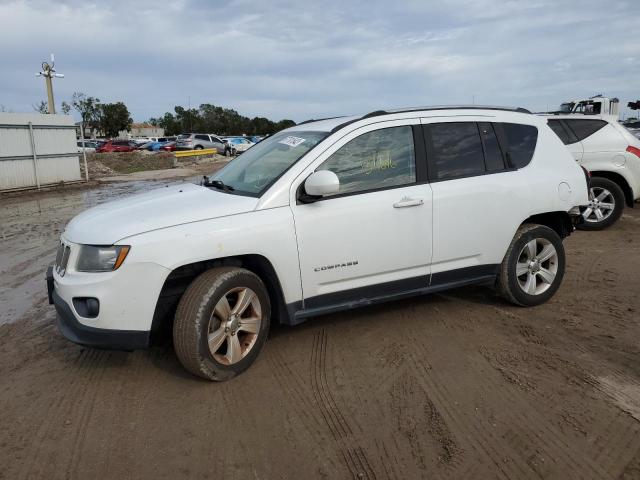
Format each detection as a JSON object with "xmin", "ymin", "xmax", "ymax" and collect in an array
[{"xmin": 36, "ymin": 53, "xmax": 64, "ymax": 114}]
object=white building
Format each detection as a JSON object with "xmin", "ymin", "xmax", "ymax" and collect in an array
[
  {"xmin": 0, "ymin": 113, "xmax": 81, "ymax": 191},
  {"xmin": 119, "ymin": 123, "xmax": 164, "ymax": 139}
]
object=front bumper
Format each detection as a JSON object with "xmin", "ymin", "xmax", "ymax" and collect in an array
[{"xmin": 46, "ymin": 266, "xmax": 150, "ymax": 351}]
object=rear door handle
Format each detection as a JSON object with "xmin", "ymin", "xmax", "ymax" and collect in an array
[{"xmin": 393, "ymin": 197, "xmax": 424, "ymax": 208}]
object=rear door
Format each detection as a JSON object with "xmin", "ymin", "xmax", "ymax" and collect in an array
[{"xmin": 423, "ymin": 119, "xmax": 534, "ymax": 279}]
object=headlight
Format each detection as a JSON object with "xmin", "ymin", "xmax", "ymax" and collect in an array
[{"xmin": 76, "ymin": 245, "xmax": 130, "ymax": 272}]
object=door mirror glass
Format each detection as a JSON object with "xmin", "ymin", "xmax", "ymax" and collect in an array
[{"xmin": 304, "ymin": 170, "xmax": 340, "ymax": 196}]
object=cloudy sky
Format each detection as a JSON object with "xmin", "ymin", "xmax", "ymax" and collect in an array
[{"xmin": 0, "ymin": 0, "xmax": 638, "ymax": 123}]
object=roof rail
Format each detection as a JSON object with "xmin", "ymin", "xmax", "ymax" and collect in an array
[
  {"xmin": 297, "ymin": 115, "xmax": 344, "ymax": 126},
  {"xmin": 330, "ymin": 105, "xmax": 531, "ymax": 133}
]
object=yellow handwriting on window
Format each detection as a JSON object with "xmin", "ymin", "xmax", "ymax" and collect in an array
[{"xmin": 361, "ymin": 151, "xmax": 395, "ymax": 175}]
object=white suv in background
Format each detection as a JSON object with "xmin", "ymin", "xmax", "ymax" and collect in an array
[
  {"xmin": 546, "ymin": 115, "xmax": 640, "ymax": 229},
  {"xmin": 47, "ymin": 106, "xmax": 588, "ymax": 381}
]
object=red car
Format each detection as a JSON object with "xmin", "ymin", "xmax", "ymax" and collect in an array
[
  {"xmin": 95, "ymin": 140, "xmax": 137, "ymax": 153},
  {"xmin": 161, "ymin": 142, "xmax": 177, "ymax": 152}
]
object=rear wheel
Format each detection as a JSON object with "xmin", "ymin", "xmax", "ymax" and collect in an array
[
  {"xmin": 173, "ymin": 267, "xmax": 271, "ymax": 381},
  {"xmin": 194, "ymin": 145, "xmax": 204, "ymax": 150},
  {"xmin": 497, "ymin": 224, "xmax": 565, "ymax": 306},
  {"xmin": 577, "ymin": 177, "xmax": 624, "ymax": 230}
]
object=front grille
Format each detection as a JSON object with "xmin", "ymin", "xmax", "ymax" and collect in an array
[{"xmin": 55, "ymin": 243, "xmax": 71, "ymax": 276}]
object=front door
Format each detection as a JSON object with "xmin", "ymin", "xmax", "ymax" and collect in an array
[{"xmin": 291, "ymin": 123, "xmax": 433, "ymax": 311}]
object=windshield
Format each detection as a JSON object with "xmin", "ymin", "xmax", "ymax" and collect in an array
[
  {"xmin": 559, "ymin": 102, "xmax": 574, "ymax": 113},
  {"xmin": 212, "ymin": 130, "xmax": 328, "ymax": 196}
]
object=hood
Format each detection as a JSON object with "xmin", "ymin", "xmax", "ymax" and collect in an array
[{"xmin": 64, "ymin": 183, "xmax": 258, "ymax": 244}]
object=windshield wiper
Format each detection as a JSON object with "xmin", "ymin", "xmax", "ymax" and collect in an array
[{"xmin": 203, "ymin": 176, "xmax": 235, "ymax": 191}]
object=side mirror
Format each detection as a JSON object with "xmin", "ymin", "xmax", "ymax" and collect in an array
[{"xmin": 304, "ymin": 170, "xmax": 340, "ymax": 197}]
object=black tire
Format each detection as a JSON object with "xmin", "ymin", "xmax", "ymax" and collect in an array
[
  {"xmin": 497, "ymin": 224, "xmax": 565, "ymax": 307},
  {"xmin": 194, "ymin": 145, "xmax": 204, "ymax": 150},
  {"xmin": 231, "ymin": 148, "xmax": 237, "ymax": 156},
  {"xmin": 577, "ymin": 177, "xmax": 625, "ymax": 231},
  {"xmin": 173, "ymin": 267, "xmax": 271, "ymax": 381}
]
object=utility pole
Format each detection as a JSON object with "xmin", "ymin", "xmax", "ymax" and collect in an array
[{"xmin": 36, "ymin": 54, "xmax": 64, "ymax": 114}]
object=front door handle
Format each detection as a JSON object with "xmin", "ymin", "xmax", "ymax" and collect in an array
[{"xmin": 393, "ymin": 197, "xmax": 424, "ymax": 208}]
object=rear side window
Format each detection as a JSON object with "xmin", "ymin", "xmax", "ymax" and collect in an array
[
  {"xmin": 499, "ymin": 123, "xmax": 538, "ymax": 169},
  {"xmin": 426, "ymin": 122, "xmax": 485, "ymax": 180},
  {"xmin": 195, "ymin": 134, "xmax": 209, "ymax": 141},
  {"xmin": 477, "ymin": 122, "xmax": 505, "ymax": 172},
  {"xmin": 564, "ymin": 119, "xmax": 607, "ymax": 141}
]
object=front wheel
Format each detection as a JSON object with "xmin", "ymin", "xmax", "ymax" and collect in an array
[
  {"xmin": 577, "ymin": 177, "xmax": 624, "ymax": 231},
  {"xmin": 497, "ymin": 224, "xmax": 565, "ymax": 306},
  {"xmin": 173, "ymin": 267, "xmax": 271, "ymax": 381}
]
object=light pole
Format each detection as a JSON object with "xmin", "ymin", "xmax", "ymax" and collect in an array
[{"xmin": 36, "ymin": 54, "xmax": 64, "ymax": 114}]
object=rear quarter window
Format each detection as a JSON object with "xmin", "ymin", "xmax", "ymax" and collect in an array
[
  {"xmin": 498, "ymin": 123, "xmax": 538, "ymax": 169},
  {"xmin": 547, "ymin": 120, "xmax": 575, "ymax": 145},
  {"xmin": 564, "ymin": 119, "xmax": 608, "ymax": 142}
]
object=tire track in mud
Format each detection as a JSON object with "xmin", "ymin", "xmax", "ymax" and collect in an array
[
  {"xmin": 264, "ymin": 347, "xmax": 341, "ymax": 473},
  {"xmin": 371, "ymin": 339, "xmax": 461, "ymax": 479},
  {"xmin": 309, "ymin": 329, "xmax": 379, "ymax": 480},
  {"xmin": 266, "ymin": 341, "xmax": 378, "ymax": 479},
  {"xmin": 433, "ymin": 286, "xmax": 640, "ymax": 479},
  {"xmin": 592, "ymin": 410, "xmax": 640, "ymax": 476},
  {"xmin": 405, "ymin": 352, "xmax": 533, "ymax": 480},
  {"xmin": 267, "ymin": 347, "xmax": 325, "ymax": 432},
  {"xmin": 424, "ymin": 342, "xmax": 619, "ymax": 480},
  {"xmin": 19, "ymin": 348, "xmax": 107, "ymax": 480}
]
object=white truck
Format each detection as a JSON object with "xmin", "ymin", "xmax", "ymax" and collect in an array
[
  {"xmin": 559, "ymin": 95, "xmax": 620, "ymax": 118},
  {"xmin": 47, "ymin": 106, "xmax": 588, "ymax": 381}
]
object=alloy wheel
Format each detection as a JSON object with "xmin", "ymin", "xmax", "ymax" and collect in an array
[
  {"xmin": 516, "ymin": 238, "xmax": 559, "ymax": 295},
  {"xmin": 207, "ymin": 287, "xmax": 262, "ymax": 365},
  {"xmin": 582, "ymin": 187, "xmax": 615, "ymax": 223}
]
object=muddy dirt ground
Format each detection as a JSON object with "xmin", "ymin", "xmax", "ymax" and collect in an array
[{"xmin": 1, "ymin": 180, "xmax": 640, "ymax": 480}]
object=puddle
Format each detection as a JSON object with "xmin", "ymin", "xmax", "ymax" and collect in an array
[{"xmin": 0, "ymin": 178, "xmax": 200, "ymax": 325}]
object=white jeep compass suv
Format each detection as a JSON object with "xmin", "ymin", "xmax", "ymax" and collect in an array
[{"xmin": 46, "ymin": 106, "xmax": 589, "ymax": 381}]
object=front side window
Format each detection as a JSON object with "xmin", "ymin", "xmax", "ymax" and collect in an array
[
  {"xmin": 317, "ymin": 126, "xmax": 416, "ymax": 196},
  {"xmin": 212, "ymin": 130, "xmax": 328, "ymax": 196},
  {"xmin": 499, "ymin": 123, "xmax": 538, "ymax": 168},
  {"xmin": 427, "ymin": 122, "xmax": 485, "ymax": 180},
  {"xmin": 564, "ymin": 119, "xmax": 607, "ymax": 142}
]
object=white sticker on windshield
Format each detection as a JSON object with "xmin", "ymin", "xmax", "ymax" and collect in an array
[{"xmin": 278, "ymin": 136, "xmax": 306, "ymax": 148}]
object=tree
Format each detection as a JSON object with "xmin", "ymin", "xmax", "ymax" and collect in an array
[
  {"xmin": 72, "ymin": 92, "xmax": 101, "ymax": 136},
  {"xmin": 99, "ymin": 102, "xmax": 132, "ymax": 138},
  {"xmin": 61, "ymin": 101, "xmax": 71, "ymax": 115},
  {"xmin": 149, "ymin": 103, "xmax": 297, "ymax": 136},
  {"xmin": 33, "ymin": 100, "xmax": 48, "ymax": 114}
]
